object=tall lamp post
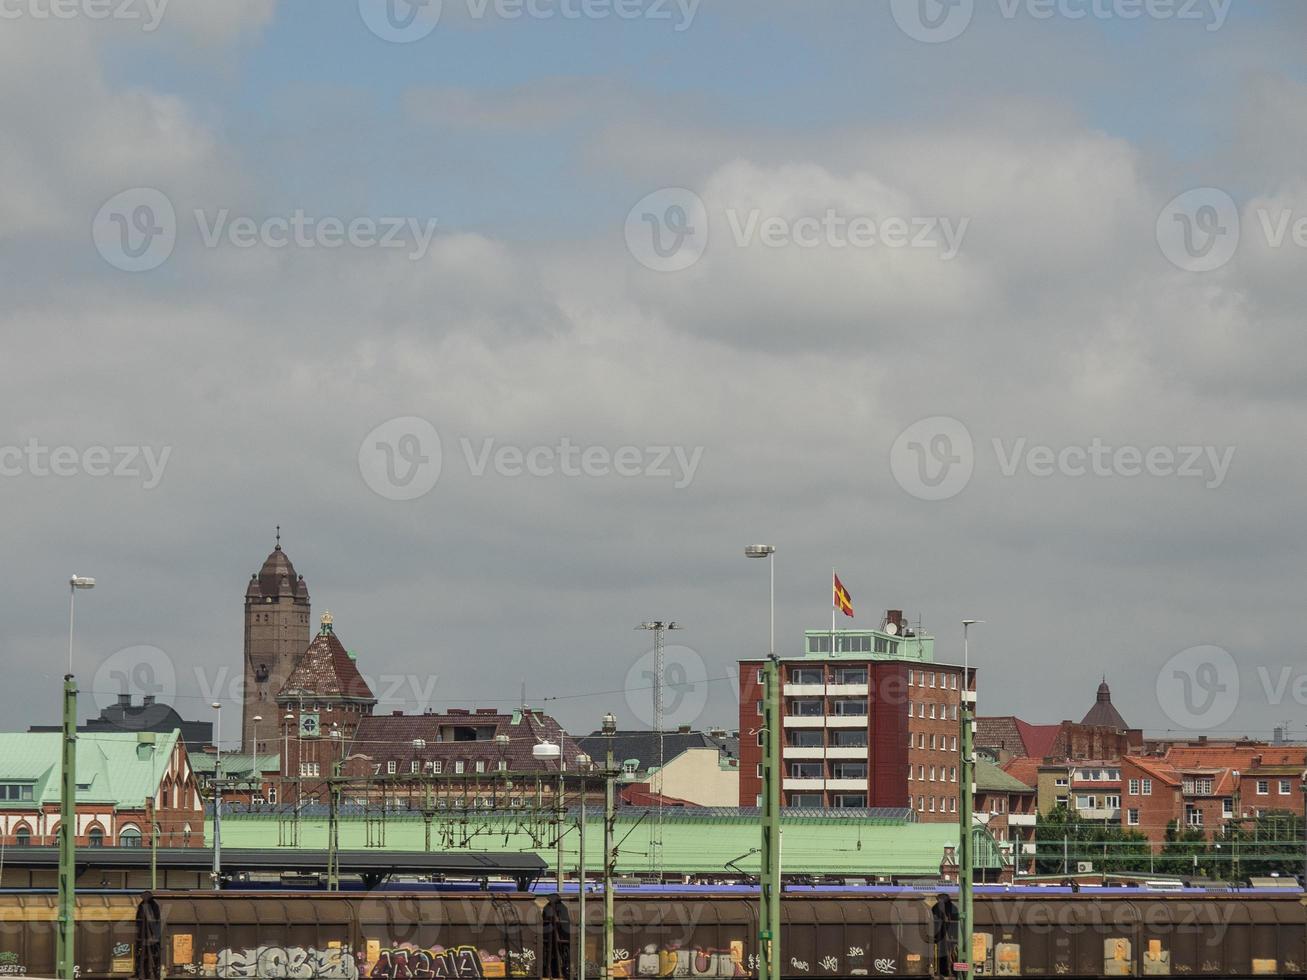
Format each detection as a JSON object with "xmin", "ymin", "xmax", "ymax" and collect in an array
[
  {"xmin": 745, "ymin": 544, "xmax": 779, "ymax": 980},
  {"xmin": 58, "ymin": 574, "xmax": 95, "ymax": 980},
  {"xmin": 958, "ymin": 619, "xmax": 982, "ymax": 980},
  {"xmin": 211, "ymin": 701, "xmax": 223, "ymax": 891}
]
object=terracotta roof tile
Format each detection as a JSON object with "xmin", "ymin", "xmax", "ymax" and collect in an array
[
  {"xmin": 344, "ymin": 709, "xmax": 583, "ymax": 774},
  {"xmin": 278, "ymin": 625, "xmax": 375, "ymax": 702}
]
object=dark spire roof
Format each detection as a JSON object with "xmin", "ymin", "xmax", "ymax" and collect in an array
[
  {"xmin": 1080, "ymin": 678, "xmax": 1129, "ymax": 730},
  {"xmin": 249, "ymin": 536, "xmax": 310, "ymax": 601},
  {"xmin": 278, "ymin": 613, "xmax": 375, "ymax": 703}
]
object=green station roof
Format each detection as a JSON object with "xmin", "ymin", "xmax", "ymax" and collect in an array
[{"xmin": 0, "ymin": 731, "xmax": 177, "ymax": 807}]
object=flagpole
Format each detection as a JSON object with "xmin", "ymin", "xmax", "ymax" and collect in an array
[{"xmin": 831, "ymin": 568, "xmax": 836, "ymax": 653}]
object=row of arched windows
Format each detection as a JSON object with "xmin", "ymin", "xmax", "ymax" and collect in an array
[{"xmin": 6, "ymin": 823, "xmax": 144, "ymax": 847}]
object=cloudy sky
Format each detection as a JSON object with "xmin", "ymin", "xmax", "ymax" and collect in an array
[{"xmin": 4, "ymin": 0, "xmax": 1307, "ymax": 745}]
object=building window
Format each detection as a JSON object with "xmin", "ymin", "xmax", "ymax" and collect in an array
[
  {"xmin": 497, "ymin": 761, "xmax": 507, "ymax": 772},
  {"xmin": 950, "ymin": 766, "xmax": 957, "ymax": 782},
  {"xmin": 830, "ymin": 730, "xmax": 866, "ymax": 747},
  {"xmin": 791, "ymin": 668, "xmax": 823, "ymax": 685},
  {"xmin": 830, "ymin": 700, "xmax": 868, "ymax": 717},
  {"xmin": 951, "ymin": 675, "xmax": 958, "ymax": 690},
  {"xmin": 1076, "ymin": 795, "xmax": 1093, "ymax": 809},
  {"xmin": 790, "ymin": 793, "xmax": 822, "ymax": 808},
  {"xmin": 88, "ymin": 827, "xmax": 104, "ymax": 848},
  {"xmin": 14, "ymin": 826, "xmax": 30, "ymax": 846},
  {"xmin": 832, "ymin": 762, "xmax": 867, "ymax": 780},
  {"xmin": 929, "ymin": 766, "xmax": 936, "ymax": 781},
  {"xmin": 790, "ymin": 762, "xmax": 823, "ymax": 779},
  {"xmin": 929, "ymin": 704, "xmax": 937, "ymax": 719},
  {"xmin": 1127, "ymin": 809, "xmax": 1139, "ymax": 826},
  {"xmin": 1223, "ymin": 798, "xmax": 1233, "ymax": 816},
  {"xmin": 834, "ymin": 668, "xmax": 867, "ymax": 685},
  {"xmin": 1105, "ymin": 795, "xmax": 1120, "ymax": 809},
  {"xmin": 756, "ymin": 701, "xmax": 763, "ymax": 714},
  {"xmin": 1128, "ymin": 779, "xmax": 1139, "ymax": 795},
  {"xmin": 917, "ymin": 796, "xmax": 924, "ymax": 810},
  {"xmin": 918, "ymin": 765, "xmax": 925, "ymax": 780},
  {"xmin": 387, "ymin": 761, "xmax": 397, "ymax": 774},
  {"xmin": 119, "ymin": 825, "xmax": 143, "ymax": 848},
  {"xmin": 757, "ymin": 764, "xmax": 763, "ymax": 778},
  {"xmin": 1186, "ymin": 806, "xmax": 1203, "ymax": 827},
  {"xmin": 1056, "ymin": 795, "xmax": 1068, "ymax": 807},
  {"xmin": 791, "ymin": 699, "xmax": 823, "ymax": 717},
  {"xmin": 929, "ymin": 673, "xmax": 936, "ymax": 688},
  {"xmin": 1257, "ymin": 779, "xmax": 1269, "ymax": 795},
  {"xmin": 790, "ymin": 730, "xmax": 823, "ymax": 747},
  {"xmin": 929, "ymin": 735, "xmax": 936, "ymax": 750},
  {"xmin": 455, "ymin": 761, "xmax": 465, "ymax": 774},
  {"xmin": 928, "ymin": 797, "xmax": 936, "ymax": 812},
  {"xmin": 832, "ymin": 793, "xmax": 866, "ymax": 807},
  {"xmin": 0, "ymin": 784, "xmax": 33, "ymax": 801},
  {"xmin": 1280, "ymin": 779, "xmax": 1291, "ymax": 795},
  {"xmin": 433, "ymin": 761, "xmax": 443, "ymax": 774},
  {"xmin": 410, "ymin": 761, "xmax": 420, "ymax": 773},
  {"xmin": 267, "ymin": 787, "xmax": 277, "ymax": 805},
  {"xmin": 949, "ymin": 798, "xmax": 957, "ymax": 812},
  {"xmin": 1056, "ymin": 777, "xmax": 1069, "ymax": 788},
  {"xmin": 299, "ymin": 762, "xmax": 319, "ymax": 777},
  {"xmin": 951, "ymin": 736, "xmax": 958, "ymax": 751},
  {"xmin": 908, "ymin": 765, "xmax": 913, "ymax": 781},
  {"xmin": 475, "ymin": 761, "xmax": 486, "ymax": 773},
  {"xmin": 908, "ymin": 671, "xmax": 914, "ymax": 686},
  {"xmin": 1141, "ymin": 779, "xmax": 1152, "ymax": 795}
]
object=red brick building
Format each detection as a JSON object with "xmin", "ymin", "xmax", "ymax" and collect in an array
[
  {"xmin": 1120, "ymin": 742, "xmax": 1307, "ymax": 846},
  {"xmin": 739, "ymin": 612, "xmax": 969, "ymax": 820}
]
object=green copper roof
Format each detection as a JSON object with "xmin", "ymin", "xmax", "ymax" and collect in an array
[
  {"xmin": 0, "ymin": 731, "xmax": 177, "ymax": 807},
  {"xmin": 974, "ymin": 760, "xmax": 1034, "ymax": 794}
]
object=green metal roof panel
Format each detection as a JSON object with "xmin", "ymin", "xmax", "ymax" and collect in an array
[
  {"xmin": 211, "ymin": 808, "xmax": 997, "ymax": 876},
  {"xmin": 0, "ymin": 731, "xmax": 177, "ymax": 807}
]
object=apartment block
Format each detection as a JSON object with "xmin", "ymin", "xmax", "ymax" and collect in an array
[{"xmin": 739, "ymin": 610, "xmax": 970, "ymax": 821}]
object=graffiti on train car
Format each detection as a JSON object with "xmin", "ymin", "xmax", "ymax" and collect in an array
[
  {"xmin": 210, "ymin": 945, "xmax": 360, "ymax": 980},
  {"xmin": 364, "ymin": 943, "xmax": 534, "ymax": 979},
  {"xmin": 0, "ymin": 952, "xmax": 26, "ymax": 977},
  {"xmin": 611, "ymin": 941, "xmax": 748, "ymax": 977}
]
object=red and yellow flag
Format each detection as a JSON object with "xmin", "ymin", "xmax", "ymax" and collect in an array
[{"xmin": 833, "ymin": 572, "xmax": 854, "ymax": 618}]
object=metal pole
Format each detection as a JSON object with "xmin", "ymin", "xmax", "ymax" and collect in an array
[
  {"xmin": 959, "ymin": 622, "xmax": 977, "ymax": 980},
  {"xmin": 57, "ymin": 673, "xmax": 78, "ymax": 980},
  {"xmin": 556, "ymin": 772, "xmax": 565, "ymax": 894},
  {"xmin": 760, "ymin": 653, "xmax": 781, "ymax": 980},
  {"xmin": 212, "ymin": 706, "xmax": 223, "ymax": 891},
  {"xmin": 579, "ymin": 788, "xmax": 587, "ymax": 980},
  {"xmin": 328, "ymin": 760, "xmax": 340, "ymax": 890},
  {"xmin": 603, "ymin": 740, "xmax": 615, "ymax": 980}
]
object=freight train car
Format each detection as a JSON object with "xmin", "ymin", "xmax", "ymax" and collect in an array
[
  {"xmin": 0, "ymin": 891, "xmax": 139, "ymax": 979},
  {"xmin": 132, "ymin": 890, "xmax": 1307, "ymax": 979}
]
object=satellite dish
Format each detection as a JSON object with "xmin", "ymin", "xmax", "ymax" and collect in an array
[
  {"xmin": 533, "ymin": 741, "xmax": 561, "ymax": 760},
  {"xmin": 885, "ymin": 621, "xmax": 899, "ymax": 636}
]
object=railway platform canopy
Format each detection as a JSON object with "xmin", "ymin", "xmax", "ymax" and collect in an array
[
  {"xmin": 0, "ymin": 846, "xmax": 547, "ymax": 891},
  {"xmin": 209, "ymin": 806, "xmax": 1004, "ymax": 880}
]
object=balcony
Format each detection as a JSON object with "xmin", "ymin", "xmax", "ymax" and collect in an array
[
  {"xmin": 1008, "ymin": 813, "xmax": 1037, "ymax": 827},
  {"xmin": 826, "ymin": 684, "xmax": 869, "ymax": 697},
  {"xmin": 826, "ymin": 778, "xmax": 867, "ymax": 791},
  {"xmin": 1077, "ymin": 807, "xmax": 1120, "ymax": 821},
  {"xmin": 783, "ymin": 716, "xmax": 824, "ymax": 728},
  {"xmin": 826, "ymin": 746, "xmax": 868, "ymax": 759},
  {"xmin": 826, "ymin": 715, "xmax": 867, "ymax": 728},
  {"xmin": 783, "ymin": 746, "xmax": 824, "ymax": 759},
  {"xmin": 783, "ymin": 684, "xmax": 826, "ymax": 697},
  {"xmin": 783, "ymin": 778, "xmax": 825, "ymax": 791}
]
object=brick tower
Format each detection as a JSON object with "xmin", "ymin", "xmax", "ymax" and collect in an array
[{"xmin": 242, "ymin": 531, "xmax": 311, "ymax": 754}]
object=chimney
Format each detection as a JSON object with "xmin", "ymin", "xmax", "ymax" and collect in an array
[
  {"xmin": 117, "ymin": 694, "xmax": 131, "ymax": 707},
  {"xmin": 392, "ymin": 710, "xmax": 404, "ymax": 717},
  {"xmin": 677, "ymin": 725, "xmax": 691, "ymax": 734}
]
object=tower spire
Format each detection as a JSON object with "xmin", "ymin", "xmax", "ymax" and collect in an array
[{"xmin": 275, "ymin": 524, "xmax": 281, "ymax": 550}]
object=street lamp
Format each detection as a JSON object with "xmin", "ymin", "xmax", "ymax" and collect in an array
[
  {"xmin": 211, "ymin": 701, "xmax": 223, "ymax": 891},
  {"xmin": 959, "ymin": 620, "xmax": 983, "ymax": 980},
  {"xmin": 745, "ymin": 544, "xmax": 779, "ymax": 980},
  {"xmin": 58, "ymin": 574, "xmax": 94, "ymax": 980}
]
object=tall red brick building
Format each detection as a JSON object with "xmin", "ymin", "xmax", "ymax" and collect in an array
[{"xmin": 738, "ymin": 611, "xmax": 970, "ymax": 821}]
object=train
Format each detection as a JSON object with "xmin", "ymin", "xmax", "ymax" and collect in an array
[{"xmin": 2, "ymin": 888, "xmax": 1303, "ymax": 979}]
